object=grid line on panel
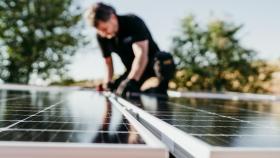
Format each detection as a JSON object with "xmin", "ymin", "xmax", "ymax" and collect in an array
[
  {"xmin": 47, "ymin": 122, "xmax": 69, "ymax": 142},
  {"xmin": 0, "ymin": 95, "xmax": 32, "ymax": 103},
  {"xmin": 0, "ymin": 90, "xmax": 148, "ymax": 145},
  {"xmin": 208, "ymin": 103, "xmax": 280, "ymax": 116},
  {"xmin": 0, "ymin": 129, "xmax": 141, "ymax": 143},
  {"xmin": 166, "ymin": 101, "xmax": 269, "ymax": 128},
  {"xmin": 187, "ymin": 133, "xmax": 280, "ymax": 137},
  {"xmin": 0, "ymin": 100, "xmax": 65, "ymax": 132},
  {"xmin": 173, "ymin": 125, "xmax": 280, "ymax": 129},
  {"xmin": 161, "ymin": 119, "xmax": 242, "ymax": 122},
  {"xmin": 10, "ymin": 120, "xmax": 131, "ymax": 125},
  {"xmin": 0, "ymin": 113, "xmax": 113, "ymax": 118}
]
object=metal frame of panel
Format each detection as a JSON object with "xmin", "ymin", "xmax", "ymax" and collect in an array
[
  {"xmin": 114, "ymin": 94, "xmax": 280, "ymax": 158},
  {"xmin": 168, "ymin": 91, "xmax": 280, "ymax": 101},
  {"xmin": 1, "ymin": 84, "xmax": 278, "ymax": 101},
  {"xmin": 0, "ymin": 85, "xmax": 168, "ymax": 158}
]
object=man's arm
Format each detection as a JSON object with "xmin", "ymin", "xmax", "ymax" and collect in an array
[
  {"xmin": 104, "ymin": 56, "xmax": 114, "ymax": 84},
  {"xmin": 127, "ymin": 40, "xmax": 149, "ymax": 81}
]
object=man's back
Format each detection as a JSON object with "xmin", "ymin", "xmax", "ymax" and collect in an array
[
  {"xmin": 85, "ymin": 3, "xmax": 175, "ymax": 96},
  {"xmin": 97, "ymin": 14, "xmax": 160, "ymax": 70}
]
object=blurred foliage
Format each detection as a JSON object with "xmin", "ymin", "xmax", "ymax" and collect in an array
[
  {"xmin": 171, "ymin": 16, "xmax": 277, "ymax": 93},
  {"xmin": 0, "ymin": 0, "xmax": 82, "ymax": 84},
  {"xmin": 49, "ymin": 79, "xmax": 103, "ymax": 88},
  {"xmin": 49, "ymin": 78, "xmax": 76, "ymax": 86}
]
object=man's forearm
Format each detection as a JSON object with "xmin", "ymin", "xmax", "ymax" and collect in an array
[
  {"xmin": 127, "ymin": 54, "xmax": 148, "ymax": 81},
  {"xmin": 127, "ymin": 40, "xmax": 149, "ymax": 81},
  {"xmin": 104, "ymin": 57, "xmax": 114, "ymax": 83},
  {"xmin": 105, "ymin": 67, "xmax": 113, "ymax": 83}
]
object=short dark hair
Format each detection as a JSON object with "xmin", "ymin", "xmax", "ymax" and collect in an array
[{"xmin": 85, "ymin": 2, "xmax": 116, "ymax": 27}]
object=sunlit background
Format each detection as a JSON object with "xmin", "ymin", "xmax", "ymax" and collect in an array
[
  {"xmin": 68, "ymin": 0, "xmax": 280, "ymax": 82},
  {"xmin": 1, "ymin": 0, "xmax": 280, "ymax": 93}
]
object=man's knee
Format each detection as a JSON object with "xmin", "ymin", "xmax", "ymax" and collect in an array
[
  {"xmin": 140, "ymin": 77, "xmax": 169, "ymax": 95},
  {"xmin": 153, "ymin": 51, "xmax": 176, "ymax": 81},
  {"xmin": 140, "ymin": 77, "xmax": 160, "ymax": 93}
]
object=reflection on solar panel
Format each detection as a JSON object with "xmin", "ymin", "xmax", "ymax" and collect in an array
[
  {"xmin": 3, "ymin": 84, "xmax": 280, "ymax": 158},
  {"xmin": 117, "ymin": 94, "xmax": 280, "ymax": 158},
  {"xmin": 0, "ymin": 86, "xmax": 167, "ymax": 158}
]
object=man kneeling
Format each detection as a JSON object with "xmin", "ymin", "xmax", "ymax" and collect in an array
[{"xmin": 85, "ymin": 2, "xmax": 175, "ymax": 97}]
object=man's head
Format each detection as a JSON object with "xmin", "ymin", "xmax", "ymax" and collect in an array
[{"xmin": 85, "ymin": 2, "xmax": 119, "ymax": 39}]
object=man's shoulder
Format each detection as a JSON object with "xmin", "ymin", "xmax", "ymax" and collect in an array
[{"xmin": 119, "ymin": 14, "xmax": 144, "ymax": 23}]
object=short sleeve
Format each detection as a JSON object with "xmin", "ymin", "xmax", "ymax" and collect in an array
[
  {"xmin": 130, "ymin": 16, "xmax": 151, "ymax": 42},
  {"xmin": 97, "ymin": 35, "xmax": 112, "ymax": 58}
]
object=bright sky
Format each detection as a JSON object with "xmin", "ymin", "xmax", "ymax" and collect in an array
[{"xmin": 68, "ymin": 0, "xmax": 280, "ymax": 81}]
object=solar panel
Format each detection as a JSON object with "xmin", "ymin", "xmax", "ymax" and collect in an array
[
  {"xmin": 116, "ymin": 93, "xmax": 280, "ymax": 158},
  {"xmin": 0, "ymin": 86, "xmax": 167, "ymax": 158}
]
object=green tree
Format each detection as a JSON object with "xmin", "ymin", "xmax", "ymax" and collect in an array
[
  {"xmin": 0, "ymin": 0, "xmax": 82, "ymax": 84},
  {"xmin": 171, "ymin": 16, "xmax": 274, "ymax": 93}
]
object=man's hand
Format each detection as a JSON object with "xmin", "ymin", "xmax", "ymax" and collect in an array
[
  {"xmin": 103, "ymin": 81, "xmax": 115, "ymax": 91},
  {"xmin": 96, "ymin": 83, "xmax": 104, "ymax": 92},
  {"xmin": 96, "ymin": 81, "xmax": 115, "ymax": 92},
  {"xmin": 116, "ymin": 79, "xmax": 140, "ymax": 97}
]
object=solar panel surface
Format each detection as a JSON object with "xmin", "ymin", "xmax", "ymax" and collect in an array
[
  {"xmin": 0, "ymin": 89, "xmax": 144, "ymax": 144},
  {"xmin": 129, "ymin": 95, "xmax": 280, "ymax": 148},
  {"xmin": 3, "ymin": 85, "xmax": 280, "ymax": 158}
]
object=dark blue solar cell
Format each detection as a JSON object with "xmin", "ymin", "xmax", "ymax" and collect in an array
[
  {"xmin": 0, "ymin": 89, "xmax": 145, "ymax": 144},
  {"xmin": 128, "ymin": 94, "xmax": 280, "ymax": 147}
]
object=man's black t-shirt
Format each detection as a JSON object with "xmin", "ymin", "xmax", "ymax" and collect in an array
[{"xmin": 97, "ymin": 14, "xmax": 160, "ymax": 71}]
